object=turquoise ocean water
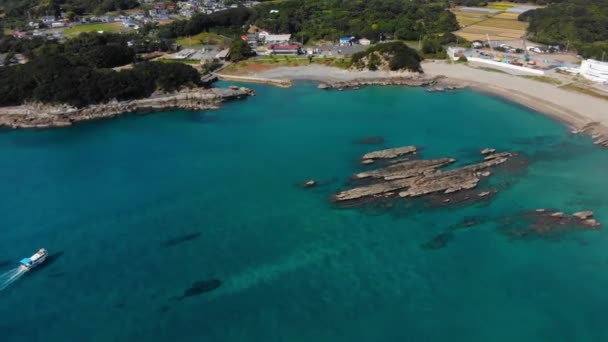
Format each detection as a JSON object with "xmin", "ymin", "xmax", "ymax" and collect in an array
[{"xmin": 1, "ymin": 82, "xmax": 608, "ymax": 341}]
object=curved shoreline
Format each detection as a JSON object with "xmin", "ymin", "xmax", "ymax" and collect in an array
[
  {"xmin": 0, "ymin": 86, "xmax": 255, "ymax": 129},
  {"xmin": 1, "ymin": 62, "xmax": 607, "ymax": 147},
  {"xmin": 246, "ymin": 63, "xmax": 608, "ymax": 147}
]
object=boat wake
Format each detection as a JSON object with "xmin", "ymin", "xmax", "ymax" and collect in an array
[{"xmin": 0, "ymin": 266, "xmax": 28, "ymax": 291}]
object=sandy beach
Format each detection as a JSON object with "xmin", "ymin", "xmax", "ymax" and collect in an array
[{"xmin": 233, "ymin": 62, "xmax": 608, "ymax": 141}]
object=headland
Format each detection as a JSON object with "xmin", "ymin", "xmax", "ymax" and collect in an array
[{"xmin": 0, "ymin": 86, "xmax": 255, "ymax": 129}]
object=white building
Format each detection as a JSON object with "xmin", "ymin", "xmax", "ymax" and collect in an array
[
  {"xmin": 261, "ymin": 34, "xmax": 291, "ymax": 45},
  {"xmin": 580, "ymin": 59, "xmax": 608, "ymax": 84}
]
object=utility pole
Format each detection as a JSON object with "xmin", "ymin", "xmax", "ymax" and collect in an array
[{"xmin": 486, "ymin": 34, "xmax": 494, "ymax": 56}]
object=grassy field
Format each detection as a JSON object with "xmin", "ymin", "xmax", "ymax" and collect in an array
[
  {"xmin": 453, "ymin": 2, "xmax": 528, "ymax": 42},
  {"xmin": 224, "ymin": 56, "xmax": 352, "ymax": 75},
  {"xmin": 477, "ymin": 66, "xmax": 509, "ymax": 73},
  {"xmin": 156, "ymin": 58, "xmax": 201, "ymax": 65},
  {"xmin": 176, "ymin": 32, "xmax": 232, "ymax": 48},
  {"xmin": 486, "ymin": 2, "xmax": 517, "ymax": 11},
  {"xmin": 521, "ymin": 75, "xmax": 562, "ymax": 85},
  {"xmin": 253, "ymin": 56, "xmax": 351, "ymax": 68},
  {"xmin": 560, "ymin": 84, "xmax": 608, "ymax": 101},
  {"xmin": 452, "ymin": 10, "xmax": 490, "ymax": 28},
  {"xmin": 63, "ymin": 22, "xmax": 124, "ymax": 37}
]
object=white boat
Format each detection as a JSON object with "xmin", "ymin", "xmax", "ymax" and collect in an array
[{"xmin": 20, "ymin": 248, "xmax": 48, "ymax": 270}]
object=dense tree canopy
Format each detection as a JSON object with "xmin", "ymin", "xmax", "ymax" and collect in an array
[
  {"xmin": 0, "ymin": 0, "xmax": 139, "ymax": 24},
  {"xmin": 351, "ymin": 42, "xmax": 422, "ymax": 72},
  {"xmin": 159, "ymin": 8, "xmax": 256, "ymax": 39},
  {"xmin": 157, "ymin": 0, "xmax": 458, "ymax": 43},
  {"xmin": 254, "ymin": 0, "xmax": 459, "ymax": 42},
  {"xmin": 0, "ymin": 59, "xmax": 201, "ymax": 107},
  {"xmin": 519, "ymin": 0, "xmax": 608, "ymax": 58},
  {"xmin": 0, "ymin": 32, "xmax": 201, "ymax": 107},
  {"xmin": 228, "ymin": 38, "xmax": 252, "ymax": 62}
]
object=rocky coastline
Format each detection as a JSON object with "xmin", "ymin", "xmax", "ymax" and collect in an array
[
  {"xmin": 317, "ymin": 76, "xmax": 443, "ymax": 90},
  {"xmin": 0, "ymin": 86, "xmax": 255, "ymax": 129}
]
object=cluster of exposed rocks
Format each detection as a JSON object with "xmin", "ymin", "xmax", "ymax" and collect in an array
[
  {"xmin": 0, "ymin": 86, "xmax": 255, "ymax": 129},
  {"xmin": 332, "ymin": 145, "xmax": 513, "ymax": 203},
  {"xmin": 501, "ymin": 209, "xmax": 601, "ymax": 239},
  {"xmin": 574, "ymin": 122, "xmax": 608, "ymax": 147},
  {"xmin": 425, "ymin": 85, "xmax": 462, "ymax": 92},
  {"xmin": 317, "ymin": 76, "xmax": 441, "ymax": 90}
]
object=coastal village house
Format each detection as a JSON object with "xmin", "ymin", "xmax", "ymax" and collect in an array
[
  {"xmin": 261, "ymin": 33, "xmax": 291, "ymax": 45},
  {"xmin": 339, "ymin": 36, "xmax": 356, "ymax": 46},
  {"xmin": 580, "ymin": 59, "xmax": 608, "ymax": 84},
  {"xmin": 269, "ymin": 45, "xmax": 300, "ymax": 55}
]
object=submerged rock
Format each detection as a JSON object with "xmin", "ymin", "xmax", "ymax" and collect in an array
[
  {"xmin": 421, "ymin": 232, "xmax": 453, "ymax": 250},
  {"xmin": 502, "ymin": 209, "xmax": 601, "ymax": 239},
  {"xmin": 174, "ymin": 279, "xmax": 222, "ymax": 300},
  {"xmin": 356, "ymin": 136, "xmax": 385, "ymax": 145},
  {"xmin": 162, "ymin": 232, "xmax": 202, "ymax": 248}
]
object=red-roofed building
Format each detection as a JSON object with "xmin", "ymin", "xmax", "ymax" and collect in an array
[
  {"xmin": 13, "ymin": 31, "xmax": 29, "ymax": 39},
  {"xmin": 269, "ymin": 45, "xmax": 301, "ymax": 55}
]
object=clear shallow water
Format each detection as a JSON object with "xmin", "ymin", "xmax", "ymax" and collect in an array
[{"xmin": 1, "ymin": 83, "xmax": 608, "ymax": 341}]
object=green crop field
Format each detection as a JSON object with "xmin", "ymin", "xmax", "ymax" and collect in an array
[
  {"xmin": 63, "ymin": 22, "xmax": 124, "ymax": 37},
  {"xmin": 176, "ymin": 32, "xmax": 232, "ymax": 48},
  {"xmin": 454, "ymin": 2, "xmax": 528, "ymax": 42},
  {"xmin": 486, "ymin": 2, "xmax": 517, "ymax": 11}
]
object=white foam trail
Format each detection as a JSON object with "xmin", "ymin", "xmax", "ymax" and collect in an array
[
  {"xmin": 0, "ymin": 266, "xmax": 28, "ymax": 291},
  {"xmin": 211, "ymin": 243, "xmax": 345, "ymax": 298}
]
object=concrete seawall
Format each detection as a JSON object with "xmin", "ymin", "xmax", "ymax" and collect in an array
[{"xmin": 216, "ymin": 74, "xmax": 293, "ymax": 88}]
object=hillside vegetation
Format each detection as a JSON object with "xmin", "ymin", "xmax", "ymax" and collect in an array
[
  {"xmin": 351, "ymin": 42, "xmax": 422, "ymax": 72},
  {"xmin": 0, "ymin": 0, "xmax": 138, "ymax": 17},
  {"xmin": 158, "ymin": 0, "xmax": 459, "ymax": 43},
  {"xmin": 519, "ymin": 0, "xmax": 608, "ymax": 59},
  {"xmin": 254, "ymin": 0, "xmax": 459, "ymax": 42},
  {"xmin": 0, "ymin": 32, "xmax": 200, "ymax": 107}
]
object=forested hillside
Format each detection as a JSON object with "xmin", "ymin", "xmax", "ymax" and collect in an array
[
  {"xmin": 0, "ymin": 33, "xmax": 200, "ymax": 107},
  {"xmin": 519, "ymin": 0, "xmax": 608, "ymax": 59},
  {"xmin": 254, "ymin": 0, "xmax": 459, "ymax": 42},
  {"xmin": 159, "ymin": 0, "xmax": 459, "ymax": 43},
  {"xmin": 0, "ymin": 0, "xmax": 138, "ymax": 24}
]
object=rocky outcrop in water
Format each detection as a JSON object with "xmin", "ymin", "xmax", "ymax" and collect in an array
[
  {"xmin": 0, "ymin": 87, "xmax": 255, "ymax": 129},
  {"xmin": 318, "ymin": 76, "xmax": 441, "ymax": 90},
  {"xmin": 361, "ymin": 145, "xmax": 417, "ymax": 161},
  {"xmin": 333, "ymin": 147, "xmax": 512, "ymax": 203},
  {"xmin": 501, "ymin": 209, "xmax": 601, "ymax": 239},
  {"xmin": 576, "ymin": 123, "xmax": 608, "ymax": 147}
]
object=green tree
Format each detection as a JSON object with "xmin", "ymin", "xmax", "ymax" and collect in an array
[{"xmin": 228, "ymin": 38, "xmax": 252, "ymax": 62}]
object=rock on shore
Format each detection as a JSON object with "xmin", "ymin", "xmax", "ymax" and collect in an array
[
  {"xmin": 578, "ymin": 122, "xmax": 608, "ymax": 147},
  {"xmin": 0, "ymin": 87, "xmax": 255, "ymax": 129},
  {"xmin": 318, "ymin": 76, "xmax": 441, "ymax": 90}
]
